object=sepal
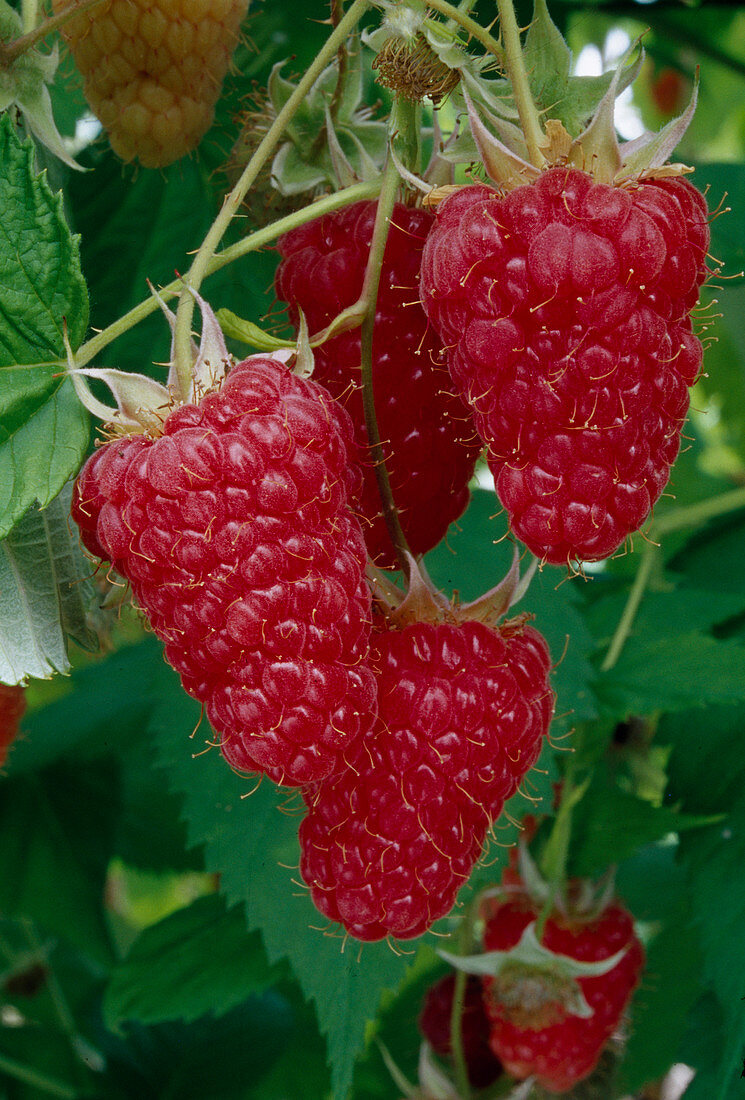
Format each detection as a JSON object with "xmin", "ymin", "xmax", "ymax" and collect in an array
[{"xmin": 440, "ymin": 922, "xmax": 629, "ymax": 1020}]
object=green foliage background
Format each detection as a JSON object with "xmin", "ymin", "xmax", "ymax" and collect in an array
[{"xmin": 1, "ymin": 1, "xmax": 745, "ymax": 1098}]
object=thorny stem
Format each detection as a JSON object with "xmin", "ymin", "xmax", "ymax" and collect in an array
[
  {"xmin": 171, "ymin": 0, "xmax": 372, "ymax": 397},
  {"xmin": 495, "ymin": 0, "xmax": 545, "ymax": 164},
  {"xmin": 0, "ymin": 0, "xmax": 108, "ymax": 65},
  {"xmin": 359, "ymin": 151, "xmax": 413, "ymax": 578},
  {"xmin": 601, "ymin": 484, "xmax": 745, "ymax": 671},
  {"xmin": 424, "ymin": 0, "xmax": 505, "ymax": 67},
  {"xmin": 73, "ymin": 180, "xmax": 382, "ymax": 369}
]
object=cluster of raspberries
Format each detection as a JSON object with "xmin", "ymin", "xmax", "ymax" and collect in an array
[
  {"xmin": 72, "ymin": 353, "xmax": 554, "ymax": 944},
  {"xmin": 419, "ymin": 879, "xmax": 645, "ymax": 1094},
  {"xmin": 72, "ymin": 166, "xmax": 708, "ymax": 942}
]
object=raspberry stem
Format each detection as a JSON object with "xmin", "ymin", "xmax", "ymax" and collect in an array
[
  {"xmin": 537, "ymin": 774, "xmax": 591, "ymax": 938},
  {"xmin": 359, "ymin": 148, "xmax": 414, "ymax": 576},
  {"xmin": 0, "ymin": 0, "xmax": 108, "ymax": 65},
  {"xmin": 601, "ymin": 485, "xmax": 745, "ymax": 670},
  {"xmin": 171, "ymin": 0, "xmax": 372, "ymax": 398},
  {"xmin": 72, "ymin": 180, "xmax": 382, "ymax": 370},
  {"xmin": 449, "ymin": 902, "xmax": 478, "ymax": 1100},
  {"xmin": 495, "ymin": 0, "xmax": 546, "ymax": 165}
]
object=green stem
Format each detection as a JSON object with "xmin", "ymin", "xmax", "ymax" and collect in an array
[
  {"xmin": 601, "ymin": 485, "xmax": 745, "ymax": 671},
  {"xmin": 450, "ymin": 904, "xmax": 477, "ymax": 1100},
  {"xmin": 359, "ymin": 152, "xmax": 413, "ymax": 577},
  {"xmin": 425, "ymin": 0, "xmax": 505, "ymax": 67},
  {"xmin": 0, "ymin": 1053, "xmax": 78, "ymax": 1099},
  {"xmin": 0, "ymin": 0, "xmax": 108, "ymax": 65},
  {"xmin": 601, "ymin": 543, "xmax": 657, "ymax": 673},
  {"xmin": 171, "ymin": 0, "xmax": 371, "ymax": 396},
  {"xmin": 391, "ymin": 95, "xmax": 421, "ymax": 178},
  {"xmin": 495, "ymin": 0, "xmax": 545, "ymax": 164},
  {"xmin": 653, "ymin": 485, "xmax": 745, "ymax": 537},
  {"xmin": 74, "ymin": 180, "xmax": 381, "ymax": 370}
]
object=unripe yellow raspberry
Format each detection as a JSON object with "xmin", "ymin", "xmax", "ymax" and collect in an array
[{"xmin": 53, "ymin": 0, "xmax": 249, "ymax": 168}]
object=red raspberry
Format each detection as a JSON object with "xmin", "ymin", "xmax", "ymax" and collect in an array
[
  {"xmin": 419, "ymin": 973, "xmax": 503, "ymax": 1089},
  {"xmin": 0, "ymin": 684, "xmax": 25, "ymax": 767},
  {"xmin": 481, "ymin": 888, "xmax": 645, "ymax": 1093},
  {"xmin": 420, "ymin": 167, "xmax": 710, "ymax": 564},
  {"xmin": 299, "ymin": 617, "xmax": 554, "ymax": 941},
  {"xmin": 275, "ymin": 201, "xmax": 482, "ymax": 568},
  {"xmin": 53, "ymin": 0, "xmax": 248, "ymax": 168},
  {"xmin": 71, "ymin": 357, "xmax": 376, "ymax": 787}
]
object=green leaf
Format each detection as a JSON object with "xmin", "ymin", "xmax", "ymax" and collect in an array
[
  {"xmin": 595, "ymin": 632, "xmax": 745, "ymax": 717},
  {"xmin": 0, "ymin": 115, "xmax": 90, "ymax": 538},
  {"xmin": 6, "ymin": 637, "xmax": 160, "ymax": 774},
  {"xmin": 0, "ymin": 482, "xmax": 99, "ymax": 682},
  {"xmin": 663, "ymin": 704, "xmax": 745, "ymax": 1099},
  {"xmin": 216, "ymin": 309, "xmax": 294, "ymax": 352},
  {"xmin": 0, "ymin": 760, "xmax": 117, "ymax": 963},
  {"xmin": 104, "ymin": 894, "xmax": 281, "ymax": 1029},
  {"xmin": 150, "ymin": 659, "xmax": 412, "ymax": 1100},
  {"xmin": 569, "ymin": 767, "xmax": 721, "ymax": 878},
  {"xmin": 102, "ymin": 997, "xmax": 297, "ymax": 1099}
]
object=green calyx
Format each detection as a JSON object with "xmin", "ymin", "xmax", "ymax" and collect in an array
[
  {"xmin": 440, "ymin": 921, "xmax": 629, "ymax": 1022},
  {"xmin": 445, "ymin": 0, "xmax": 699, "ymax": 188},
  {"xmin": 230, "ymin": 43, "xmax": 387, "ymax": 204},
  {"xmin": 0, "ymin": 0, "xmax": 82, "ymax": 170}
]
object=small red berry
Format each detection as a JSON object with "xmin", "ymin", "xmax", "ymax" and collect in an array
[
  {"xmin": 0, "ymin": 684, "xmax": 25, "ymax": 767},
  {"xmin": 71, "ymin": 357, "xmax": 376, "ymax": 787},
  {"xmin": 481, "ymin": 887, "xmax": 645, "ymax": 1093},
  {"xmin": 299, "ymin": 616, "xmax": 554, "ymax": 941},
  {"xmin": 420, "ymin": 167, "xmax": 710, "ymax": 564},
  {"xmin": 276, "ymin": 201, "xmax": 482, "ymax": 568},
  {"xmin": 419, "ymin": 973, "xmax": 503, "ymax": 1089}
]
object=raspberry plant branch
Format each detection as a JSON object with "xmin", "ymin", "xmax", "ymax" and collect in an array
[
  {"xmin": 0, "ymin": 0, "xmax": 107, "ymax": 65},
  {"xmin": 495, "ymin": 0, "xmax": 545, "ymax": 165},
  {"xmin": 601, "ymin": 485, "xmax": 745, "ymax": 671},
  {"xmin": 359, "ymin": 146, "xmax": 414, "ymax": 576},
  {"xmin": 72, "ymin": 180, "xmax": 382, "ymax": 371},
  {"xmin": 171, "ymin": 0, "xmax": 372, "ymax": 396}
]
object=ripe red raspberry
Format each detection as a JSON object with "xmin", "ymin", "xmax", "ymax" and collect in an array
[
  {"xmin": 420, "ymin": 167, "xmax": 710, "ymax": 564},
  {"xmin": 0, "ymin": 684, "xmax": 25, "ymax": 767},
  {"xmin": 71, "ymin": 357, "xmax": 376, "ymax": 787},
  {"xmin": 481, "ymin": 888, "xmax": 645, "ymax": 1093},
  {"xmin": 299, "ymin": 617, "xmax": 554, "ymax": 941},
  {"xmin": 53, "ymin": 0, "xmax": 249, "ymax": 168},
  {"xmin": 275, "ymin": 201, "xmax": 482, "ymax": 568},
  {"xmin": 419, "ymin": 973, "xmax": 503, "ymax": 1089}
]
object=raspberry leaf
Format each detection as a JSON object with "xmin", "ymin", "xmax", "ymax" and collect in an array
[
  {"xmin": 664, "ymin": 703, "xmax": 745, "ymax": 1100},
  {"xmin": 0, "ymin": 115, "xmax": 90, "ymax": 539},
  {"xmin": 0, "ymin": 758, "xmax": 117, "ymax": 964},
  {"xmin": 103, "ymin": 894, "xmax": 282, "ymax": 1029},
  {"xmin": 151, "ymin": 661, "xmax": 412, "ymax": 1100},
  {"xmin": 0, "ymin": 482, "xmax": 98, "ymax": 682},
  {"xmin": 596, "ymin": 632, "xmax": 745, "ymax": 716}
]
